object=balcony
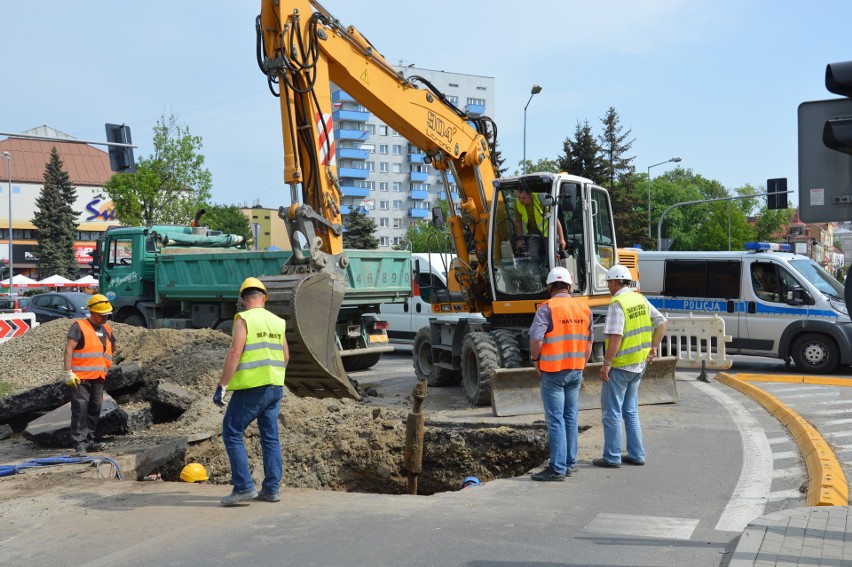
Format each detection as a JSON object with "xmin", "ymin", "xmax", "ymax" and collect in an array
[
  {"xmin": 332, "ymin": 90, "xmax": 355, "ymax": 103},
  {"xmin": 409, "ymin": 190, "xmax": 428, "ymax": 200},
  {"xmin": 464, "ymin": 103, "xmax": 485, "ymax": 117},
  {"xmin": 333, "ymin": 109, "xmax": 370, "ymax": 123},
  {"xmin": 409, "ymin": 171, "xmax": 428, "ymax": 182},
  {"xmin": 408, "ymin": 208, "xmax": 430, "ymax": 219},
  {"xmin": 438, "ymin": 191, "xmax": 460, "ymax": 201},
  {"xmin": 338, "ymin": 167, "xmax": 370, "ymax": 180},
  {"xmin": 409, "ymin": 153, "xmax": 425, "ymax": 164},
  {"xmin": 337, "ymin": 129, "xmax": 369, "ymax": 141},
  {"xmin": 341, "ymin": 185, "xmax": 370, "ymax": 198},
  {"xmin": 338, "ymin": 147, "xmax": 369, "ymax": 160},
  {"xmin": 340, "ymin": 205, "xmax": 351, "ymax": 214}
]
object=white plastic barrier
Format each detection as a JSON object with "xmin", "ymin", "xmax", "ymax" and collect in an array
[
  {"xmin": 0, "ymin": 312, "xmax": 38, "ymax": 344},
  {"xmin": 661, "ymin": 313, "xmax": 732, "ymax": 370}
]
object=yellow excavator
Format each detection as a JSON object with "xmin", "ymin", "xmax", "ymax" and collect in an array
[{"xmin": 257, "ymin": 0, "xmax": 677, "ymax": 410}]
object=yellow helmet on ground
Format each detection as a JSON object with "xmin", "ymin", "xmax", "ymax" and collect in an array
[
  {"xmin": 180, "ymin": 463, "xmax": 209, "ymax": 483},
  {"xmin": 239, "ymin": 277, "xmax": 267, "ymax": 296},
  {"xmin": 86, "ymin": 294, "xmax": 113, "ymax": 315}
]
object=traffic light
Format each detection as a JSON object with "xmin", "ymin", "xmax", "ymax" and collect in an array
[
  {"xmin": 798, "ymin": 60, "xmax": 852, "ymax": 223},
  {"xmin": 767, "ymin": 178, "xmax": 788, "ymax": 210},
  {"xmin": 87, "ymin": 248, "xmax": 101, "ymax": 279},
  {"xmin": 105, "ymin": 123, "xmax": 136, "ymax": 173}
]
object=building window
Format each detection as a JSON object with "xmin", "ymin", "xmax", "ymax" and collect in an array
[
  {"xmin": 393, "ymin": 218, "xmax": 403, "ymax": 229},
  {"xmin": 379, "ymin": 162, "xmax": 389, "ymax": 173},
  {"xmin": 392, "ymin": 145, "xmax": 402, "ymax": 155},
  {"xmin": 393, "ymin": 182, "xmax": 402, "ymax": 192},
  {"xmin": 380, "ymin": 217, "xmax": 389, "ymax": 227},
  {"xmin": 392, "ymin": 129, "xmax": 400, "ymax": 137},
  {"xmin": 466, "ymin": 97, "xmax": 486, "ymax": 106},
  {"xmin": 357, "ymin": 180, "xmax": 374, "ymax": 190},
  {"xmin": 447, "ymin": 95, "xmax": 459, "ymax": 105},
  {"xmin": 379, "ymin": 182, "xmax": 388, "ymax": 192},
  {"xmin": 361, "ymin": 143, "xmax": 375, "ymax": 153},
  {"xmin": 379, "ymin": 144, "xmax": 388, "ymax": 154},
  {"xmin": 476, "ymin": 86, "xmax": 487, "ymax": 91},
  {"xmin": 379, "ymin": 125, "xmax": 388, "ymax": 136},
  {"xmin": 366, "ymin": 161, "xmax": 375, "ymax": 172},
  {"xmin": 380, "ymin": 200, "xmax": 389, "ymax": 210},
  {"xmin": 392, "ymin": 237, "xmax": 402, "ymax": 246},
  {"xmin": 380, "ymin": 236, "xmax": 389, "ymax": 247},
  {"xmin": 365, "ymin": 124, "xmax": 376, "ymax": 134},
  {"xmin": 393, "ymin": 200, "xmax": 402, "ymax": 210},
  {"xmin": 449, "ymin": 83, "xmax": 459, "ymax": 88}
]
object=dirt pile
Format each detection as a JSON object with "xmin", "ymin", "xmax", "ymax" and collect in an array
[{"xmin": 1, "ymin": 320, "xmax": 547, "ymax": 494}]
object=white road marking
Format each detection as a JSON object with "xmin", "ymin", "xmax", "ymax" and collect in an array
[
  {"xmin": 766, "ymin": 436, "xmax": 792, "ymax": 445},
  {"xmin": 811, "ymin": 408, "xmax": 852, "ymax": 415},
  {"xmin": 772, "ymin": 467, "xmax": 803, "ymax": 479},
  {"xmin": 781, "ymin": 392, "xmax": 838, "ymax": 400},
  {"xmin": 824, "ymin": 417, "xmax": 852, "ymax": 426},
  {"xmin": 766, "ymin": 386, "xmax": 820, "ymax": 393},
  {"xmin": 692, "ymin": 381, "xmax": 773, "ymax": 533},
  {"xmin": 771, "ymin": 451, "xmax": 800, "ymax": 460},
  {"xmin": 825, "ymin": 431, "xmax": 852, "ymax": 439},
  {"xmin": 766, "ymin": 489, "xmax": 803, "ymax": 501},
  {"xmin": 585, "ymin": 513, "xmax": 699, "ymax": 541}
]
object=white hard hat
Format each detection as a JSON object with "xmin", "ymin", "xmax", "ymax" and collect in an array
[
  {"xmin": 546, "ymin": 267, "xmax": 573, "ymax": 286},
  {"xmin": 605, "ymin": 265, "xmax": 633, "ymax": 282}
]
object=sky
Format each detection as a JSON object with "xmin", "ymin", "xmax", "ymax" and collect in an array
[{"xmin": 2, "ymin": 0, "xmax": 850, "ymax": 210}]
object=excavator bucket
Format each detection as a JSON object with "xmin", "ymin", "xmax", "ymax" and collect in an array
[
  {"xmin": 491, "ymin": 357, "xmax": 678, "ymax": 417},
  {"xmin": 261, "ymin": 272, "xmax": 360, "ymax": 400}
]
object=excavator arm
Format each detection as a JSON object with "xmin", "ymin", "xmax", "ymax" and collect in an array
[{"xmin": 258, "ymin": 0, "xmax": 498, "ymax": 316}]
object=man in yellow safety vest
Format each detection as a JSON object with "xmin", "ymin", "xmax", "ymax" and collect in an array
[{"xmin": 594, "ymin": 265, "xmax": 667, "ymax": 469}]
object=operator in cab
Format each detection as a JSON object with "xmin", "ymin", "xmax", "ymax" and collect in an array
[{"xmin": 514, "ymin": 187, "xmax": 567, "ymax": 260}]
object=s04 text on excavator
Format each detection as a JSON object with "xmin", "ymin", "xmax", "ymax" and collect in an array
[{"xmin": 257, "ymin": 0, "xmax": 677, "ymax": 413}]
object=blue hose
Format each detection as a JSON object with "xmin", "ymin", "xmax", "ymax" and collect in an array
[{"xmin": 0, "ymin": 454, "xmax": 124, "ymax": 480}]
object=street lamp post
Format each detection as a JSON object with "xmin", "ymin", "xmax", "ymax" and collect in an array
[
  {"xmin": 1, "ymin": 152, "xmax": 10, "ymax": 294},
  {"xmin": 647, "ymin": 157, "xmax": 682, "ymax": 238},
  {"xmin": 522, "ymin": 84, "xmax": 542, "ymax": 174}
]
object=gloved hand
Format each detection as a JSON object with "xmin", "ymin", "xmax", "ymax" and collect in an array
[
  {"xmin": 64, "ymin": 370, "xmax": 81, "ymax": 388},
  {"xmin": 213, "ymin": 385, "xmax": 227, "ymax": 407}
]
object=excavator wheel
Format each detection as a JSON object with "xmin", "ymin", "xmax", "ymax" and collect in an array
[
  {"xmin": 461, "ymin": 332, "xmax": 500, "ymax": 406},
  {"xmin": 490, "ymin": 329, "xmax": 523, "ymax": 368},
  {"xmin": 261, "ymin": 272, "xmax": 359, "ymax": 400},
  {"xmin": 413, "ymin": 327, "xmax": 460, "ymax": 387}
]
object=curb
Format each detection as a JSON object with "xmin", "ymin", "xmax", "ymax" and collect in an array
[{"xmin": 716, "ymin": 372, "xmax": 848, "ymax": 507}]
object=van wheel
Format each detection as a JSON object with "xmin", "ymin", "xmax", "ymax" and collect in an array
[
  {"xmin": 791, "ymin": 333, "xmax": 839, "ymax": 374},
  {"xmin": 461, "ymin": 332, "xmax": 499, "ymax": 406},
  {"xmin": 490, "ymin": 329, "xmax": 522, "ymax": 368},
  {"xmin": 413, "ymin": 327, "xmax": 459, "ymax": 387}
]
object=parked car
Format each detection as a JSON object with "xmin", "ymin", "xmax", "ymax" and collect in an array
[
  {"xmin": 0, "ymin": 295, "xmax": 30, "ymax": 313},
  {"xmin": 23, "ymin": 292, "xmax": 92, "ymax": 323}
]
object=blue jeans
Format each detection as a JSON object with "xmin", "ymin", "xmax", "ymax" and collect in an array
[
  {"xmin": 539, "ymin": 369, "xmax": 583, "ymax": 474},
  {"xmin": 601, "ymin": 367, "xmax": 645, "ymax": 464},
  {"xmin": 222, "ymin": 385, "xmax": 284, "ymax": 494}
]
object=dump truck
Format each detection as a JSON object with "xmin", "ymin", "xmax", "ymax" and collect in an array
[{"xmin": 94, "ymin": 224, "xmax": 410, "ymax": 397}]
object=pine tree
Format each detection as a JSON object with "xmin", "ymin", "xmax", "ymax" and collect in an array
[
  {"xmin": 558, "ymin": 120, "xmax": 604, "ymax": 183},
  {"xmin": 32, "ymin": 148, "xmax": 80, "ymax": 279},
  {"xmin": 597, "ymin": 108, "xmax": 643, "ymax": 247},
  {"xmin": 343, "ymin": 209, "xmax": 379, "ymax": 249}
]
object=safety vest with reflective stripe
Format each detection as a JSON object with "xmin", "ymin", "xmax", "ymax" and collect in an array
[
  {"xmin": 539, "ymin": 296, "xmax": 591, "ymax": 372},
  {"xmin": 71, "ymin": 319, "xmax": 114, "ymax": 380},
  {"xmin": 227, "ymin": 307, "xmax": 287, "ymax": 391},
  {"xmin": 606, "ymin": 291, "xmax": 653, "ymax": 367},
  {"xmin": 515, "ymin": 194, "xmax": 549, "ymax": 235}
]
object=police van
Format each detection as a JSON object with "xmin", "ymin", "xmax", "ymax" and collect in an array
[{"xmin": 636, "ymin": 243, "xmax": 851, "ymax": 373}]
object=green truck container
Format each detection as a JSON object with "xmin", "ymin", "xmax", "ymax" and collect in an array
[{"xmin": 95, "ymin": 225, "xmax": 410, "ymax": 373}]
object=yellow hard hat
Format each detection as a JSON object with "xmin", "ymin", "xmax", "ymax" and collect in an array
[
  {"xmin": 179, "ymin": 462, "xmax": 209, "ymax": 483},
  {"xmin": 86, "ymin": 294, "xmax": 113, "ymax": 315},
  {"xmin": 239, "ymin": 277, "xmax": 267, "ymax": 296}
]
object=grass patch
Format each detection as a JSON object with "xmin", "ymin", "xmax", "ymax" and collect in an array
[{"xmin": 0, "ymin": 380, "xmax": 13, "ymax": 397}]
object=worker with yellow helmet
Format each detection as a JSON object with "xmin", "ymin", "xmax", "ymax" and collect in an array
[
  {"xmin": 64, "ymin": 293, "xmax": 116, "ymax": 457},
  {"xmin": 214, "ymin": 277, "xmax": 289, "ymax": 506}
]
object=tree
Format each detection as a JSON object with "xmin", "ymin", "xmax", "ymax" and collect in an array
[
  {"xmin": 598, "ymin": 107, "xmax": 635, "ymax": 191},
  {"xmin": 558, "ymin": 120, "xmax": 604, "ymax": 183},
  {"xmin": 202, "ymin": 204, "xmax": 253, "ymax": 247},
  {"xmin": 104, "ymin": 114, "xmax": 212, "ymax": 226},
  {"xmin": 343, "ymin": 209, "xmax": 379, "ymax": 249},
  {"xmin": 402, "ymin": 201, "xmax": 452, "ymax": 252},
  {"xmin": 514, "ymin": 157, "xmax": 560, "ymax": 176},
  {"xmin": 597, "ymin": 107, "xmax": 641, "ymax": 247},
  {"xmin": 32, "ymin": 148, "xmax": 79, "ymax": 279}
]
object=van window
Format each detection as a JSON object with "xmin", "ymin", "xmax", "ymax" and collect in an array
[
  {"xmin": 417, "ymin": 272, "xmax": 446, "ymax": 303},
  {"xmin": 664, "ymin": 260, "xmax": 740, "ymax": 298},
  {"xmin": 751, "ymin": 263, "xmax": 782, "ymax": 302}
]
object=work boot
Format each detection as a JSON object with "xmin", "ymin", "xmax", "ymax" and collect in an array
[
  {"xmin": 74, "ymin": 445, "xmax": 87, "ymax": 457},
  {"xmin": 565, "ymin": 466, "xmax": 579, "ymax": 477},
  {"xmin": 221, "ymin": 489, "xmax": 258, "ymax": 506},
  {"xmin": 254, "ymin": 491, "xmax": 281, "ymax": 503},
  {"xmin": 592, "ymin": 458, "xmax": 621, "ymax": 468},
  {"xmin": 531, "ymin": 466, "xmax": 565, "ymax": 482},
  {"xmin": 88, "ymin": 441, "xmax": 108, "ymax": 452}
]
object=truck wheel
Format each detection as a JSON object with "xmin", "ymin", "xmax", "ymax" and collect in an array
[
  {"xmin": 214, "ymin": 319, "xmax": 234, "ymax": 336},
  {"xmin": 343, "ymin": 351, "xmax": 383, "ymax": 372},
  {"xmin": 461, "ymin": 332, "xmax": 499, "ymax": 406},
  {"xmin": 413, "ymin": 327, "xmax": 458, "ymax": 386},
  {"xmin": 123, "ymin": 314, "xmax": 146, "ymax": 327},
  {"xmin": 490, "ymin": 329, "xmax": 522, "ymax": 368},
  {"xmin": 791, "ymin": 333, "xmax": 839, "ymax": 374}
]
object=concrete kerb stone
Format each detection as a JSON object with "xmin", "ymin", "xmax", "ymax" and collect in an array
[
  {"xmin": 715, "ymin": 372, "xmax": 849, "ymax": 507},
  {"xmin": 89, "ymin": 436, "xmax": 188, "ymax": 480}
]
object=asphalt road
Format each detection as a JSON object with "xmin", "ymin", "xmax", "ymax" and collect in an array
[{"xmin": 4, "ymin": 349, "xmax": 847, "ymax": 566}]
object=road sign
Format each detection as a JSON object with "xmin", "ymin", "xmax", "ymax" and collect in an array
[{"xmin": 0, "ymin": 313, "xmax": 37, "ymax": 343}]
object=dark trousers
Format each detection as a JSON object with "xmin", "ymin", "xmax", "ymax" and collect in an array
[{"xmin": 69, "ymin": 380, "xmax": 104, "ymax": 449}]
